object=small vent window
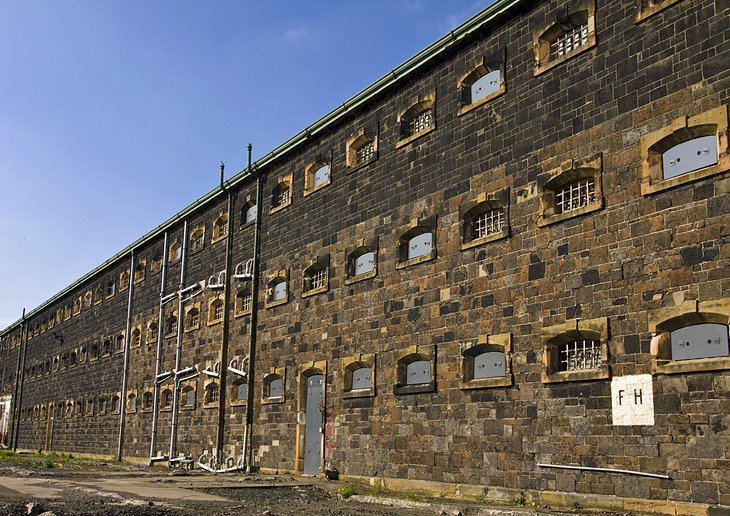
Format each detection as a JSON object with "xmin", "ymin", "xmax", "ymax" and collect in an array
[
  {"xmin": 661, "ymin": 135, "xmax": 718, "ymax": 179},
  {"xmin": 354, "ymin": 252, "xmax": 375, "ymax": 276},
  {"xmin": 406, "ymin": 360, "xmax": 431, "ymax": 385},
  {"xmin": 351, "ymin": 367, "xmax": 372, "ymax": 390},
  {"xmin": 474, "ymin": 351, "xmax": 506, "ymax": 379},
  {"xmin": 407, "ymin": 233, "xmax": 433, "ymax": 260},
  {"xmin": 236, "ymin": 382, "xmax": 248, "ymax": 401},
  {"xmin": 670, "ymin": 323, "xmax": 729, "ymax": 361},
  {"xmin": 559, "ymin": 340, "xmax": 602, "ymax": 371},
  {"xmin": 470, "ymin": 69, "xmax": 501, "ymax": 104}
]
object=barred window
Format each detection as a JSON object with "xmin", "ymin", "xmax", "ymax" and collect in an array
[
  {"xmin": 311, "ymin": 269, "xmax": 327, "ymax": 290},
  {"xmin": 559, "ymin": 340, "xmax": 602, "ymax": 371},
  {"xmin": 551, "ymin": 24, "xmax": 589, "ymax": 59},
  {"xmin": 409, "ymin": 109, "xmax": 432, "ymax": 136},
  {"xmin": 556, "ymin": 179, "xmax": 596, "ymax": 214},
  {"xmin": 356, "ymin": 141, "xmax": 375, "ymax": 164},
  {"xmin": 473, "ymin": 209, "xmax": 504, "ymax": 239}
]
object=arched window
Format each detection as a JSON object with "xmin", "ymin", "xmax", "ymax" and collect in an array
[
  {"xmin": 127, "ymin": 393, "xmax": 137, "ymax": 413},
  {"xmin": 235, "ymin": 286, "xmax": 253, "ymax": 316},
  {"xmin": 304, "ymin": 160, "xmax": 331, "ymax": 195},
  {"xmin": 346, "ymin": 128, "xmax": 377, "ymax": 168},
  {"xmin": 533, "ymin": 1, "xmax": 596, "ymax": 75},
  {"xmin": 115, "ymin": 334, "xmax": 125, "ymax": 353},
  {"xmin": 119, "ymin": 270, "xmax": 130, "ymax": 291},
  {"xmin": 185, "ymin": 307, "xmax": 201, "ymax": 331},
  {"xmin": 208, "ymin": 298, "xmax": 224, "ymax": 324},
  {"xmin": 302, "ymin": 255, "xmax": 329, "ymax": 296},
  {"xmin": 168, "ymin": 240, "xmax": 182, "ymax": 263},
  {"xmin": 538, "ymin": 155, "xmax": 603, "ymax": 227},
  {"xmin": 461, "ymin": 188, "xmax": 510, "ymax": 250},
  {"xmin": 265, "ymin": 271, "xmax": 289, "ymax": 308},
  {"xmin": 396, "ymin": 217, "xmax": 437, "ymax": 268},
  {"xmin": 189, "ymin": 226, "xmax": 205, "ymax": 252},
  {"xmin": 212, "ymin": 214, "xmax": 228, "ymax": 243},
  {"xmin": 271, "ymin": 177, "xmax": 292, "ymax": 212},
  {"xmin": 134, "ymin": 259, "xmax": 146, "ymax": 283},
  {"xmin": 143, "ymin": 391, "xmax": 153, "ymax": 410},
  {"xmin": 165, "ymin": 313, "xmax": 178, "ymax": 337},
  {"xmin": 181, "ymin": 385, "xmax": 195, "ymax": 408},
  {"xmin": 641, "ymin": 105, "xmax": 728, "ymax": 195},
  {"xmin": 346, "ymin": 238, "xmax": 378, "ymax": 284},
  {"xmin": 394, "ymin": 346, "xmax": 436, "ymax": 395},
  {"xmin": 542, "ymin": 317, "xmax": 609, "ymax": 383},
  {"xmin": 458, "ymin": 53, "xmax": 505, "ymax": 115},
  {"xmin": 131, "ymin": 328, "xmax": 142, "ymax": 348},
  {"xmin": 241, "ymin": 198, "xmax": 257, "ymax": 225},
  {"xmin": 147, "ymin": 321, "xmax": 158, "ymax": 343},
  {"xmin": 649, "ymin": 299, "xmax": 730, "ymax": 374},
  {"xmin": 396, "ymin": 92, "xmax": 436, "ymax": 148},
  {"xmin": 205, "ymin": 383, "xmax": 220, "ymax": 404}
]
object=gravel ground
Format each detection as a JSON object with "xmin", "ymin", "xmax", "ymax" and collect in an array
[{"xmin": 0, "ymin": 455, "xmax": 435, "ymax": 516}]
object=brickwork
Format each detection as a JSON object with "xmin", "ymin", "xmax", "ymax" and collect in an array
[{"xmin": 1, "ymin": 0, "xmax": 729, "ymax": 510}]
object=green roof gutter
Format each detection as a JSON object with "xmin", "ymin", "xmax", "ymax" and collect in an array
[{"xmin": 1, "ymin": 0, "xmax": 523, "ymax": 335}]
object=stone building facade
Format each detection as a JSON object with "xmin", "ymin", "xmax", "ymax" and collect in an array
[{"xmin": 1, "ymin": 0, "xmax": 729, "ymax": 512}]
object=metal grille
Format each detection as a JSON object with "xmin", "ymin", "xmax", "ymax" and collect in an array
[
  {"xmin": 191, "ymin": 232, "xmax": 204, "ymax": 251},
  {"xmin": 409, "ymin": 109, "xmax": 432, "ymax": 135},
  {"xmin": 356, "ymin": 140, "xmax": 375, "ymax": 164},
  {"xmin": 556, "ymin": 179, "xmax": 595, "ymax": 213},
  {"xmin": 275, "ymin": 187, "xmax": 290, "ymax": 207},
  {"xmin": 559, "ymin": 340, "xmax": 601, "ymax": 371},
  {"xmin": 551, "ymin": 23, "xmax": 589, "ymax": 58},
  {"xmin": 214, "ymin": 303, "xmax": 224, "ymax": 321},
  {"xmin": 473, "ymin": 209, "xmax": 504, "ymax": 239},
  {"xmin": 189, "ymin": 310, "xmax": 199, "ymax": 327},
  {"xmin": 311, "ymin": 269, "xmax": 327, "ymax": 290}
]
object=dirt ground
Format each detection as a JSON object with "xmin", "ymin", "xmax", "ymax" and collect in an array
[{"xmin": 0, "ymin": 452, "xmax": 463, "ymax": 515}]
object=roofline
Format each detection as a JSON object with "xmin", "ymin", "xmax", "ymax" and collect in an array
[{"xmin": 1, "ymin": 0, "xmax": 524, "ymax": 336}]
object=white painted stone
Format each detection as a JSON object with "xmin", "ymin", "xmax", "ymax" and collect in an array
[{"xmin": 611, "ymin": 374, "xmax": 654, "ymax": 426}]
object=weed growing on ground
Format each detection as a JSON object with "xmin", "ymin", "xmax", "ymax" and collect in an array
[{"xmin": 337, "ymin": 484, "xmax": 358, "ymax": 498}]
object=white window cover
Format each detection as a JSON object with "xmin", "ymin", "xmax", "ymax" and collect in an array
[
  {"xmin": 354, "ymin": 251, "xmax": 375, "ymax": 276},
  {"xmin": 670, "ymin": 323, "xmax": 729, "ymax": 361},
  {"xmin": 474, "ymin": 351, "xmax": 506, "ymax": 379},
  {"xmin": 662, "ymin": 135, "xmax": 717, "ymax": 179},
  {"xmin": 407, "ymin": 232, "xmax": 432, "ymax": 260},
  {"xmin": 470, "ymin": 69, "xmax": 501, "ymax": 103}
]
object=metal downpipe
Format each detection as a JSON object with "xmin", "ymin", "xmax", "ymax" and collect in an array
[
  {"xmin": 168, "ymin": 221, "xmax": 189, "ymax": 461},
  {"xmin": 149, "ymin": 232, "xmax": 169, "ymax": 463},
  {"xmin": 9, "ymin": 311, "xmax": 25, "ymax": 450},
  {"xmin": 243, "ymin": 144, "xmax": 262, "ymax": 471},
  {"xmin": 117, "ymin": 250, "xmax": 136, "ymax": 461},
  {"xmin": 215, "ymin": 163, "xmax": 234, "ymax": 463}
]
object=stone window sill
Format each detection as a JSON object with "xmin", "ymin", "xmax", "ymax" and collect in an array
[
  {"xmin": 347, "ymin": 157, "xmax": 377, "ymax": 174},
  {"xmin": 457, "ymin": 85, "xmax": 506, "ymax": 117},
  {"xmin": 538, "ymin": 201, "xmax": 602, "ymax": 227},
  {"xmin": 395, "ymin": 125, "xmax": 436, "ymax": 149},
  {"xmin": 642, "ymin": 163, "xmax": 729, "ymax": 196},
  {"xmin": 343, "ymin": 388, "xmax": 375, "ymax": 399},
  {"xmin": 541, "ymin": 365, "xmax": 609, "ymax": 384},
  {"xmin": 261, "ymin": 396, "xmax": 284, "ymax": 405},
  {"xmin": 302, "ymin": 286, "xmax": 327, "ymax": 298},
  {"xmin": 461, "ymin": 231, "xmax": 508, "ymax": 251},
  {"xmin": 270, "ymin": 201, "xmax": 291, "ymax": 215},
  {"xmin": 394, "ymin": 381, "xmax": 435, "ymax": 395},
  {"xmin": 635, "ymin": 0, "xmax": 682, "ymax": 23},
  {"xmin": 265, "ymin": 298, "xmax": 288, "ymax": 309},
  {"xmin": 396, "ymin": 252, "xmax": 436, "ymax": 270},
  {"xmin": 234, "ymin": 309, "xmax": 252, "ymax": 318},
  {"xmin": 303, "ymin": 180, "xmax": 331, "ymax": 197},
  {"xmin": 534, "ymin": 40, "xmax": 596, "ymax": 76},
  {"xmin": 345, "ymin": 269, "xmax": 377, "ymax": 285},
  {"xmin": 653, "ymin": 356, "xmax": 730, "ymax": 375}
]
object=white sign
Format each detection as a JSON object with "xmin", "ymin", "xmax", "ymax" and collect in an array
[{"xmin": 611, "ymin": 374, "xmax": 654, "ymax": 426}]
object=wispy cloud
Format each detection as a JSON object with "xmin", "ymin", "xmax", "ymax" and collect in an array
[{"xmin": 283, "ymin": 26, "xmax": 313, "ymax": 45}]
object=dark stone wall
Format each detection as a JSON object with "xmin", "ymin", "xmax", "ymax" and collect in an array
[{"xmin": 1, "ymin": 0, "xmax": 728, "ymax": 507}]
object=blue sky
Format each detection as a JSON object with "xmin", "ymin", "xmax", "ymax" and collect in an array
[{"xmin": 0, "ymin": 0, "xmax": 490, "ymax": 329}]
